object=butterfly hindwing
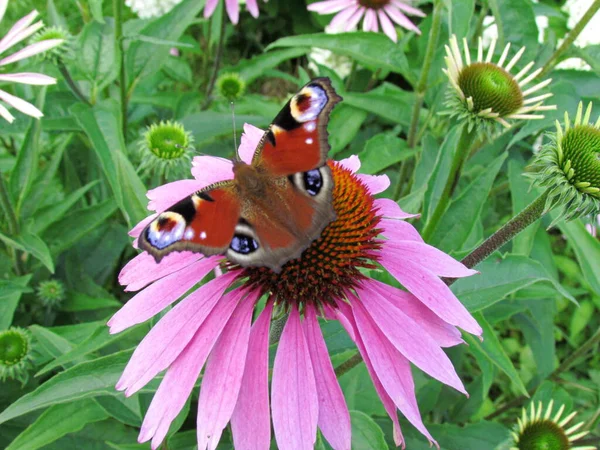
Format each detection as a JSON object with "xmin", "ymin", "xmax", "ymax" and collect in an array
[{"xmin": 139, "ymin": 183, "xmax": 240, "ymax": 262}]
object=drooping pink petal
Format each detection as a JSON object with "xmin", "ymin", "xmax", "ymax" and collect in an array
[
  {"xmin": 225, "ymin": 0, "xmax": 240, "ymax": 24},
  {"xmin": 392, "ymin": 0, "xmax": 426, "ymax": 17},
  {"xmin": 335, "ymin": 301, "xmax": 404, "ymax": 447},
  {"xmin": 355, "ymin": 286, "xmax": 466, "ymax": 394},
  {"xmin": 272, "ymin": 306, "xmax": 319, "ymax": 450},
  {"xmin": 147, "ymin": 179, "xmax": 206, "ymax": 212},
  {"xmin": 379, "ymin": 258, "xmax": 482, "ymax": 336},
  {"xmin": 374, "ymin": 198, "xmax": 419, "ymax": 219},
  {"xmin": 0, "ymin": 10, "xmax": 39, "ymax": 54},
  {"xmin": 197, "ymin": 290, "xmax": 260, "ymax": 450},
  {"xmin": 231, "ymin": 301, "xmax": 274, "ymax": 450},
  {"xmin": 0, "ymin": 102, "xmax": 15, "ymax": 123},
  {"xmin": 138, "ymin": 287, "xmax": 248, "ymax": 449},
  {"xmin": 349, "ymin": 295, "xmax": 436, "ymax": 445},
  {"xmin": 378, "ymin": 10, "xmax": 397, "ymax": 42},
  {"xmin": 384, "ymin": 5, "xmax": 420, "ymax": 34},
  {"xmin": 116, "ymin": 272, "xmax": 237, "ymax": 396},
  {"xmin": 0, "ymin": 39, "xmax": 64, "ymax": 66},
  {"xmin": 307, "ymin": 0, "xmax": 354, "ymax": 14},
  {"xmin": 119, "ymin": 251, "xmax": 203, "ymax": 292},
  {"xmin": 246, "ymin": 0, "xmax": 259, "ymax": 18},
  {"xmin": 303, "ymin": 305, "xmax": 351, "ymax": 450},
  {"xmin": 382, "ymin": 241, "xmax": 478, "ymax": 278},
  {"xmin": 108, "ymin": 256, "xmax": 220, "ymax": 333},
  {"xmin": 239, "ymin": 123, "xmax": 263, "ymax": 164},
  {"xmin": 357, "ymin": 173, "xmax": 390, "ymax": 194},
  {"xmin": 363, "ymin": 8, "xmax": 377, "ymax": 32},
  {"xmin": 0, "ymin": 73, "xmax": 56, "ymax": 85},
  {"xmin": 367, "ymin": 279, "xmax": 463, "ymax": 348},
  {"xmin": 346, "ymin": 6, "xmax": 366, "ymax": 31},
  {"xmin": 204, "ymin": 0, "xmax": 220, "ymax": 18},
  {"xmin": 380, "ymin": 218, "xmax": 423, "ymax": 242},
  {"xmin": 190, "ymin": 155, "xmax": 234, "ymax": 185},
  {"xmin": 330, "ymin": 5, "xmax": 360, "ymax": 32},
  {"xmin": 0, "ymin": 89, "xmax": 42, "ymax": 118},
  {"xmin": 338, "ymin": 155, "xmax": 360, "ymax": 173}
]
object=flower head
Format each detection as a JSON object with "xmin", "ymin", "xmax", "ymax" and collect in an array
[
  {"xmin": 308, "ymin": 0, "xmax": 425, "ymax": 42},
  {"xmin": 112, "ymin": 120, "xmax": 482, "ymax": 449},
  {"xmin": 204, "ymin": 0, "xmax": 264, "ymax": 25},
  {"xmin": 139, "ymin": 120, "xmax": 194, "ymax": 180},
  {"xmin": 510, "ymin": 401, "xmax": 596, "ymax": 450},
  {"xmin": 125, "ymin": 0, "xmax": 183, "ymax": 19},
  {"xmin": 444, "ymin": 35, "xmax": 556, "ymax": 132},
  {"xmin": 0, "ymin": 327, "xmax": 33, "ymax": 385},
  {"xmin": 36, "ymin": 279, "xmax": 66, "ymax": 308},
  {"xmin": 0, "ymin": 8, "xmax": 63, "ymax": 123},
  {"xmin": 217, "ymin": 72, "xmax": 246, "ymax": 102},
  {"xmin": 29, "ymin": 26, "xmax": 72, "ymax": 61},
  {"xmin": 532, "ymin": 102, "xmax": 600, "ymax": 223}
]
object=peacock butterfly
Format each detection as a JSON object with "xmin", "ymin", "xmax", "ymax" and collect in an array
[{"xmin": 139, "ymin": 78, "xmax": 342, "ymax": 272}]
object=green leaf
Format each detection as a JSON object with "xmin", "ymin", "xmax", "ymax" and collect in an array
[
  {"xmin": 328, "ymin": 104, "xmax": 368, "ymax": 156},
  {"xmin": 268, "ymin": 32, "xmax": 411, "ymax": 79},
  {"xmin": 558, "ymin": 219, "xmax": 600, "ymax": 297},
  {"xmin": 448, "ymin": 0, "xmax": 475, "ymax": 38},
  {"xmin": 60, "ymin": 292, "xmax": 122, "ymax": 312},
  {"xmin": 127, "ymin": 34, "xmax": 194, "ymax": 49},
  {"xmin": 181, "ymin": 111, "xmax": 270, "ymax": 145},
  {"xmin": 508, "ymin": 159, "xmax": 541, "ymax": 256},
  {"xmin": 405, "ymin": 421, "xmax": 511, "ymax": 450},
  {"xmin": 78, "ymin": 20, "xmax": 117, "ymax": 90},
  {"xmin": 343, "ymin": 84, "xmax": 414, "ymax": 126},
  {"xmin": 0, "ymin": 350, "xmax": 136, "ymax": 425},
  {"xmin": 30, "ymin": 325, "xmax": 74, "ymax": 360},
  {"xmin": 5, "ymin": 399, "xmax": 108, "ymax": 450},
  {"xmin": 88, "ymin": 0, "xmax": 105, "ymax": 24},
  {"xmin": 350, "ymin": 411, "xmax": 388, "ymax": 450},
  {"xmin": 429, "ymin": 153, "xmax": 507, "ymax": 255},
  {"xmin": 0, "ymin": 276, "xmax": 32, "ymax": 330},
  {"xmin": 0, "ymin": 231, "xmax": 55, "ymax": 273},
  {"xmin": 358, "ymin": 134, "xmax": 418, "ymax": 174},
  {"xmin": 452, "ymin": 254, "xmax": 576, "ymax": 312},
  {"xmin": 465, "ymin": 313, "xmax": 528, "ymax": 396},
  {"xmin": 489, "ymin": 0, "xmax": 538, "ymax": 60},
  {"xmin": 228, "ymin": 48, "xmax": 308, "ymax": 84},
  {"xmin": 95, "ymin": 396, "xmax": 142, "ymax": 427}
]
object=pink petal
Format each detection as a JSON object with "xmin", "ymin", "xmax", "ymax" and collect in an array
[
  {"xmin": 138, "ymin": 287, "xmax": 248, "ymax": 449},
  {"xmin": 0, "ymin": 89, "xmax": 42, "ymax": 118},
  {"xmin": 0, "ymin": 73, "xmax": 56, "ymax": 85},
  {"xmin": 272, "ymin": 306, "xmax": 319, "ymax": 450},
  {"xmin": 378, "ymin": 10, "xmax": 397, "ymax": 42},
  {"xmin": 356, "ymin": 286, "xmax": 466, "ymax": 394},
  {"xmin": 357, "ymin": 173, "xmax": 390, "ymax": 194},
  {"xmin": 115, "ymin": 272, "xmax": 237, "ymax": 396},
  {"xmin": 197, "ymin": 290, "xmax": 260, "ymax": 450},
  {"xmin": 363, "ymin": 8, "xmax": 378, "ymax": 32},
  {"xmin": 239, "ymin": 123, "xmax": 263, "ymax": 164},
  {"xmin": 225, "ymin": 0, "xmax": 240, "ymax": 24},
  {"xmin": 382, "ymin": 241, "xmax": 478, "ymax": 278},
  {"xmin": 330, "ymin": 5, "xmax": 360, "ymax": 30},
  {"xmin": 367, "ymin": 279, "xmax": 463, "ymax": 348},
  {"xmin": 349, "ymin": 295, "xmax": 436, "ymax": 444},
  {"xmin": 147, "ymin": 179, "xmax": 206, "ymax": 212},
  {"xmin": 108, "ymin": 256, "xmax": 220, "ymax": 334},
  {"xmin": 307, "ymin": 0, "xmax": 354, "ymax": 14},
  {"xmin": 0, "ymin": 102, "xmax": 14, "ymax": 123},
  {"xmin": 231, "ymin": 301, "xmax": 274, "ymax": 450},
  {"xmin": 204, "ymin": 0, "xmax": 220, "ymax": 18},
  {"xmin": 0, "ymin": 1, "xmax": 7, "ymax": 23},
  {"xmin": 119, "ymin": 251, "xmax": 203, "ymax": 292},
  {"xmin": 374, "ymin": 198, "xmax": 419, "ymax": 219},
  {"xmin": 380, "ymin": 257, "xmax": 482, "ymax": 336},
  {"xmin": 190, "ymin": 155, "xmax": 234, "ymax": 185},
  {"xmin": 335, "ymin": 301, "xmax": 404, "ymax": 447},
  {"xmin": 384, "ymin": 5, "xmax": 420, "ymax": 34},
  {"xmin": 346, "ymin": 6, "xmax": 366, "ymax": 31},
  {"xmin": 303, "ymin": 305, "xmax": 351, "ymax": 450},
  {"xmin": 380, "ymin": 218, "xmax": 423, "ymax": 242},
  {"xmin": 0, "ymin": 10, "xmax": 39, "ymax": 54},
  {"xmin": 392, "ymin": 0, "xmax": 426, "ymax": 17},
  {"xmin": 0, "ymin": 39, "xmax": 64, "ymax": 66},
  {"xmin": 246, "ymin": 0, "xmax": 259, "ymax": 17},
  {"xmin": 129, "ymin": 214, "xmax": 156, "ymax": 239},
  {"xmin": 337, "ymin": 155, "xmax": 360, "ymax": 173}
]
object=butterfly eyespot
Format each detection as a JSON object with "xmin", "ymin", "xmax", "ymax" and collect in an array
[{"xmin": 230, "ymin": 234, "xmax": 259, "ymax": 255}]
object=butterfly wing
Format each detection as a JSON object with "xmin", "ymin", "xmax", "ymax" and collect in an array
[{"xmin": 139, "ymin": 182, "xmax": 240, "ymax": 262}]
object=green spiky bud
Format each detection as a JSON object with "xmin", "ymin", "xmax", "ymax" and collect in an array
[
  {"xmin": 36, "ymin": 279, "xmax": 66, "ymax": 308},
  {"xmin": 139, "ymin": 120, "xmax": 194, "ymax": 180},
  {"xmin": 217, "ymin": 73, "xmax": 246, "ymax": 102},
  {"xmin": 29, "ymin": 26, "xmax": 72, "ymax": 61},
  {"xmin": 0, "ymin": 327, "xmax": 33, "ymax": 385}
]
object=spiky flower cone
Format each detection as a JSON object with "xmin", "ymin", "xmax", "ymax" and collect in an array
[
  {"xmin": 0, "ymin": 327, "xmax": 33, "ymax": 385},
  {"xmin": 139, "ymin": 120, "xmax": 194, "ymax": 180}
]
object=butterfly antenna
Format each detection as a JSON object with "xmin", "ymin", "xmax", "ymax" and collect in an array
[{"xmin": 231, "ymin": 101, "xmax": 240, "ymax": 163}]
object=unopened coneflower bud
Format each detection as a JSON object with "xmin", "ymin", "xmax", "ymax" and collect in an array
[
  {"xmin": 139, "ymin": 120, "xmax": 194, "ymax": 180},
  {"xmin": 29, "ymin": 26, "xmax": 70, "ymax": 61},
  {"xmin": 36, "ymin": 279, "xmax": 66, "ymax": 309},
  {"xmin": 0, "ymin": 327, "xmax": 33, "ymax": 385},
  {"xmin": 217, "ymin": 72, "xmax": 246, "ymax": 102}
]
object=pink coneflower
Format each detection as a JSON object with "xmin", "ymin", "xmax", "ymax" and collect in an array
[
  {"xmin": 0, "ymin": 3, "xmax": 63, "ymax": 123},
  {"xmin": 307, "ymin": 0, "xmax": 425, "ymax": 42},
  {"xmin": 110, "ymin": 124, "xmax": 482, "ymax": 450},
  {"xmin": 204, "ymin": 0, "xmax": 264, "ymax": 25}
]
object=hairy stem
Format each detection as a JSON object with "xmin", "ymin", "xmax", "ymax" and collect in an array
[
  {"xmin": 269, "ymin": 313, "xmax": 287, "ymax": 345},
  {"xmin": 335, "ymin": 352, "xmax": 362, "ymax": 377},
  {"xmin": 58, "ymin": 61, "xmax": 90, "ymax": 105},
  {"xmin": 113, "ymin": 0, "xmax": 127, "ymax": 136},
  {"xmin": 201, "ymin": 10, "xmax": 227, "ymax": 110}
]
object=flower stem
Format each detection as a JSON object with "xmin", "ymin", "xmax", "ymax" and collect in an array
[
  {"xmin": 334, "ymin": 351, "xmax": 362, "ymax": 377},
  {"xmin": 58, "ymin": 61, "xmax": 90, "ymax": 105},
  {"xmin": 406, "ymin": 0, "xmax": 444, "ymax": 149},
  {"xmin": 459, "ymin": 190, "xmax": 550, "ymax": 270},
  {"xmin": 421, "ymin": 125, "xmax": 476, "ymax": 241},
  {"xmin": 113, "ymin": 0, "xmax": 127, "ymax": 136},
  {"xmin": 539, "ymin": 0, "xmax": 600, "ymax": 78},
  {"xmin": 201, "ymin": 9, "xmax": 227, "ymax": 111}
]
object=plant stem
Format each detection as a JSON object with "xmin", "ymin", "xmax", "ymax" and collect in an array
[
  {"xmin": 539, "ymin": 0, "xmax": 600, "ymax": 78},
  {"xmin": 459, "ymin": 190, "xmax": 550, "ymax": 270},
  {"xmin": 58, "ymin": 61, "xmax": 90, "ymax": 105},
  {"xmin": 0, "ymin": 175, "xmax": 18, "ymax": 236},
  {"xmin": 421, "ymin": 125, "xmax": 476, "ymax": 241},
  {"xmin": 201, "ymin": 10, "xmax": 227, "ymax": 111},
  {"xmin": 335, "ymin": 352, "xmax": 362, "ymax": 377},
  {"xmin": 407, "ymin": 0, "xmax": 444, "ymax": 149},
  {"xmin": 113, "ymin": 0, "xmax": 127, "ymax": 136}
]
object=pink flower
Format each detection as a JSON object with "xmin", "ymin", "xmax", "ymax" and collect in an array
[
  {"xmin": 110, "ymin": 123, "xmax": 482, "ymax": 450},
  {"xmin": 204, "ymin": 0, "xmax": 264, "ymax": 25},
  {"xmin": 0, "ymin": 4, "xmax": 63, "ymax": 123},
  {"xmin": 308, "ymin": 0, "xmax": 425, "ymax": 42}
]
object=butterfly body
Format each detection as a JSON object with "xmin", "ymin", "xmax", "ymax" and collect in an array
[{"xmin": 140, "ymin": 78, "xmax": 341, "ymax": 272}]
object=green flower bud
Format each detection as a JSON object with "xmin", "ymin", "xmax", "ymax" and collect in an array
[
  {"xmin": 36, "ymin": 279, "xmax": 66, "ymax": 308},
  {"xmin": 217, "ymin": 72, "xmax": 246, "ymax": 102},
  {"xmin": 0, "ymin": 327, "xmax": 33, "ymax": 385},
  {"xmin": 139, "ymin": 120, "xmax": 194, "ymax": 180},
  {"xmin": 29, "ymin": 26, "xmax": 72, "ymax": 61}
]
